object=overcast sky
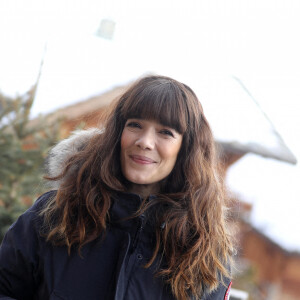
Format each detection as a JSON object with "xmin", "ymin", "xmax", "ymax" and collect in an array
[{"xmin": 0, "ymin": 0, "xmax": 300, "ymax": 251}]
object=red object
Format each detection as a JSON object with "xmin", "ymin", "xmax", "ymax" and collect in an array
[{"xmin": 224, "ymin": 281, "xmax": 232, "ymax": 300}]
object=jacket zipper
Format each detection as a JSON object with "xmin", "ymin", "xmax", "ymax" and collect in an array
[{"xmin": 131, "ymin": 214, "xmax": 145, "ymax": 251}]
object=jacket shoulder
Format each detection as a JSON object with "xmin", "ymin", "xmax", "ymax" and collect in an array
[
  {"xmin": 0, "ymin": 191, "xmax": 56, "ymax": 299},
  {"xmin": 31, "ymin": 190, "xmax": 57, "ymax": 211},
  {"xmin": 8, "ymin": 190, "xmax": 56, "ymax": 232}
]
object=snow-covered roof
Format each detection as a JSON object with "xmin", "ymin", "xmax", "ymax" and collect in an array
[
  {"xmin": 31, "ymin": 36, "xmax": 296, "ymax": 165},
  {"xmin": 190, "ymin": 76, "xmax": 297, "ymax": 165}
]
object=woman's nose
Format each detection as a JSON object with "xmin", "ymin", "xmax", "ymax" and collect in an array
[{"xmin": 135, "ymin": 130, "xmax": 155, "ymax": 150}]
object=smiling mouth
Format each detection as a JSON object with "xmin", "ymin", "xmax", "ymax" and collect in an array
[{"xmin": 129, "ymin": 155, "xmax": 157, "ymax": 164}]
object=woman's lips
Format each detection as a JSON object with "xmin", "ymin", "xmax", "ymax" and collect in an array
[{"xmin": 129, "ymin": 155, "xmax": 156, "ymax": 164}]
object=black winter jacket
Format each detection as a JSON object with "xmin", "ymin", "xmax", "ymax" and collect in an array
[{"xmin": 0, "ymin": 190, "xmax": 231, "ymax": 300}]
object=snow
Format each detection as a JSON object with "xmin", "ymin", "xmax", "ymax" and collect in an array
[{"xmin": 226, "ymin": 153, "xmax": 300, "ymax": 252}]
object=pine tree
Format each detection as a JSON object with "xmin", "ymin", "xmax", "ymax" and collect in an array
[{"xmin": 0, "ymin": 77, "xmax": 60, "ymax": 241}]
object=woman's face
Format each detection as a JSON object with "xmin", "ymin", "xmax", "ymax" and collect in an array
[{"xmin": 120, "ymin": 118, "xmax": 183, "ymax": 195}]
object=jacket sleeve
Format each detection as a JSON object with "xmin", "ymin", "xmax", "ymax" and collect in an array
[{"xmin": 0, "ymin": 191, "xmax": 53, "ymax": 300}]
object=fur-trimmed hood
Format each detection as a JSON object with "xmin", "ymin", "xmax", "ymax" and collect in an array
[{"xmin": 45, "ymin": 128, "xmax": 103, "ymax": 189}]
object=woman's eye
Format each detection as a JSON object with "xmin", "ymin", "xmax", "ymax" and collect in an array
[
  {"xmin": 127, "ymin": 122, "xmax": 141, "ymax": 128},
  {"xmin": 160, "ymin": 129, "xmax": 174, "ymax": 137}
]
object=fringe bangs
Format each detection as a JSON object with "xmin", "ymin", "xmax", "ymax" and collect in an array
[{"xmin": 120, "ymin": 80, "xmax": 189, "ymax": 134}]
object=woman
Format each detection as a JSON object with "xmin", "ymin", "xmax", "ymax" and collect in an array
[{"xmin": 0, "ymin": 75, "xmax": 233, "ymax": 300}]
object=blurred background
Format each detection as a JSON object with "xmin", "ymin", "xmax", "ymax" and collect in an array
[{"xmin": 0, "ymin": 0, "xmax": 299, "ymax": 299}]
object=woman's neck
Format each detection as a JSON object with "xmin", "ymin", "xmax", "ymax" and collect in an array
[{"xmin": 128, "ymin": 182, "xmax": 159, "ymax": 199}]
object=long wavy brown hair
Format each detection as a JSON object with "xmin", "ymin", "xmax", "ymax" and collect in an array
[{"xmin": 42, "ymin": 75, "xmax": 233, "ymax": 299}]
